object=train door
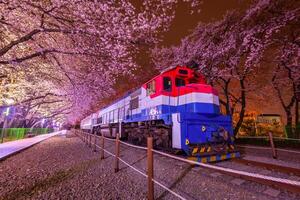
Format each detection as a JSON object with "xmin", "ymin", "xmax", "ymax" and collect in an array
[
  {"xmin": 175, "ymin": 77, "xmax": 187, "ymax": 113},
  {"xmin": 163, "ymin": 76, "xmax": 172, "ymax": 120}
]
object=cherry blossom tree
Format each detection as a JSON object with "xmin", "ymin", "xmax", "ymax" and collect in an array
[
  {"xmin": 0, "ymin": 0, "xmax": 201, "ymax": 125},
  {"xmin": 271, "ymin": 17, "xmax": 300, "ymax": 138}
]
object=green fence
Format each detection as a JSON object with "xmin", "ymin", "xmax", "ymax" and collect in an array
[{"xmin": 0, "ymin": 128, "xmax": 53, "ymax": 142}]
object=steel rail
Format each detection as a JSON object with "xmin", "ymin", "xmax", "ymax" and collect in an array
[{"xmin": 233, "ymin": 158, "xmax": 300, "ymax": 177}]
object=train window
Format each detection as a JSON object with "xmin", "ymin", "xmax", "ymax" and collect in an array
[
  {"xmin": 146, "ymin": 80, "xmax": 156, "ymax": 95},
  {"xmin": 97, "ymin": 117, "xmax": 102, "ymax": 124},
  {"xmin": 175, "ymin": 78, "xmax": 185, "ymax": 87},
  {"xmin": 163, "ymin": 77, "xmax": 172, "ymax": 91},
  {"xmin": 130, "ymin": 97, "xmax": 139, "ymax": 110},
  {"xmin": 110, "ymin": 111, "xmax": 113, "ymax": 122}
]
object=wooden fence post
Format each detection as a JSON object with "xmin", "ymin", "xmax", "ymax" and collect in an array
[
  {"xmin": 89, "ymin": 133, "xmax": 92, "ymax": 147},
  {"xmin": 147, "ymin": 137, "xmax": 154, "ymax": 200},
  {"xmin": 114, "ymin": 134, "xmax": 120, "ymax": 173},
  {"xmin": 268, "ymin": 132, "xmax": 277, "ymax": 159},
  {"xmin": 93, "ymin": 131, "xmax": 97, "ymax": 152},
  {"xmin": 87, "ymin": 133, "xmax": 89, "ymax": 146},
  {"xmin": 101, "ymin": 133, "xmax": 104, "ymax": 160},
  {"xmin": 85, "ymin": 133, "xmax": 88, "ymax": 145}
]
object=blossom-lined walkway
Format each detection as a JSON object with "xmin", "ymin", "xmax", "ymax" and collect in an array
[{"xmin": 0, "ymin": 131, "xmax": 64, "ymax": 161}]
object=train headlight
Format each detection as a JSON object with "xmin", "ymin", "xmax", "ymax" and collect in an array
[
  {"xmin": 201, "ymin": 125, "xmax": 206, "ymax": 132},
  {"xmin": 185, "ymin": 139, "xmax": 190, "ymax": 145}
]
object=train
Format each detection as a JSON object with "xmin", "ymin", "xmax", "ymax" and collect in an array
[{"xmin": 80, "ymin": 66, "xmax": 239, "ymax": 162}]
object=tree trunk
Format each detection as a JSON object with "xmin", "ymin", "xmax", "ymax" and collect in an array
[
  {"xmin": 224, "ymin": 79, "xmax": 231, "ymax": 115},
  {"xmin": 234, "ymin": 79, "xmax": 246, "ymax": 136},
  {"xmin": 286, "ymin": 109, "xmax": 293, "ymax": 138},
  {"xmin": 219, "ymin": 78, "xmax": 231, "ymax": 115},
  {"xmin": 295, "ymin": 100, "xmax": 299, "ymax": 138},
  {"xmin": 272, "ymin": 65, "xmax": 296, "ymax": 138}
]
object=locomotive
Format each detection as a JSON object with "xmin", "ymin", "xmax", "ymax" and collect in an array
[{"xmin": 80, "ymin": 66, "xmax": 239, "ymax": 162}]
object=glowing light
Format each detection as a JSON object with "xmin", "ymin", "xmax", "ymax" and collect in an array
[{"xmin": 3, "ymin": 107, "xmax": 10, "ymax": 116}]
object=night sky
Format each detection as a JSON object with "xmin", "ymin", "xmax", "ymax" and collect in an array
[{"xmin": 162, "ymin": 0, "xmax": 249, "ymax": 46}]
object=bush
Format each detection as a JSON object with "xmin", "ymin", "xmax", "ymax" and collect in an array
[{"xmin": 0, "ymin": 128, "xmax": 53, "ymax": 142}]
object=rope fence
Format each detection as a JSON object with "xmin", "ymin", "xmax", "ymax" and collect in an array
[
  {"xmin": 237, "ymin": 135, "xmax": 300, "ymax": 141},
  {"xmin": 237, "ymin": 132, "xmax": 300, "ymax": 158},
  {"xmin": 119, "ymin": 140, "xmax": 148, "ymax": 150},
  {"xmin": 237, "ymin": 145, "xmax": 300, "ymax": 154},
  {"xmin": 74, "ymin": 130, "xmax": 300, "ymax": 198}
]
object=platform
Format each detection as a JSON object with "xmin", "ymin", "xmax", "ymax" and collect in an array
[{"xmin": 0, "ymin": 130, "xmax": 64, "ymax": 161}]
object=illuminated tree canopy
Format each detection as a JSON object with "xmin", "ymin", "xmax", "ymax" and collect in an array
[
  {"xmin": 0, "ymin": 0, "xmax": 299, "ymax": 136},
  {"xmin": 0, "ymin": 0, "xmax": 200, "ymax": 126}
]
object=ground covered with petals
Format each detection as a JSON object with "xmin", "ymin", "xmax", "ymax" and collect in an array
[{"xmin": 0, "ymin": 132, "xmax": 299, "ymax": 200}]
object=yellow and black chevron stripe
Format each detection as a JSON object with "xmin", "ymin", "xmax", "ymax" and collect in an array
[{"xmin": 187, "ymin": 152, "xmax": 240, "ymax": 163}]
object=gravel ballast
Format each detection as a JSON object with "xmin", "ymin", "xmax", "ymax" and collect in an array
[{"xmin": 0, "ymin": 132, "xmax": 299, "ymax": 200}]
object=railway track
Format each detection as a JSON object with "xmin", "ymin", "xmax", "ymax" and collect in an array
[{"xmin": 233, "ymin": 158, "xmax": 300, "ymax": 177}]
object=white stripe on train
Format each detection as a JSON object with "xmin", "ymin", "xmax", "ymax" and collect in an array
[{"xmin": 82, "ymin": 87, "xmax": 220, "ymax": 126}]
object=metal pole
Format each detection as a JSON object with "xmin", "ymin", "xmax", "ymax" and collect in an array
[
  {"xmin": 1, "ymin": 117, "xmax": 7, "ymax": 143},
  {"xmin": 147, "ymin": 137, "xmax": 154, "ymax": 200},
  {"xmin": 101, "ymin": 133, "xmax": 104, "ymax": 160},
  {"xmin": 114, "ymin": 134, "xmax": 120, "ymax": 173},
  {"xmin": 268, "ymin": 132, "xmax": 277, "ymax": 159}
]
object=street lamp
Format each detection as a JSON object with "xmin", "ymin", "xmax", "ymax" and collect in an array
[{"xmin": 3, "ymin": 107, "xmax": 10, "ymax": 116}]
